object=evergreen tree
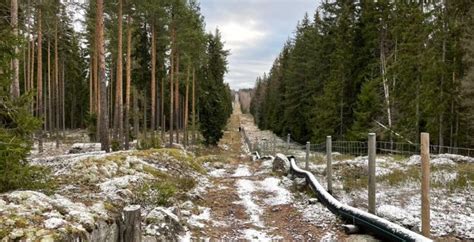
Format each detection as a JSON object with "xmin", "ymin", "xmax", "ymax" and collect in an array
[{"xmin": 199, "ymin": 29, "xmax": 230, "ymax": 145}]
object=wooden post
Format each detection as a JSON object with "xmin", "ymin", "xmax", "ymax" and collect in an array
[
  {"xmin": 368, "ymin": 133, "xmax": 376, "ymax": 214},
  {"xmin": 305, "ymin": 141, "xmax": 310, "ymax": 170},
  {"xmin": 421, "ymin": 132, "xmax": 431, "ymax": 237},
  {"xmin": 326, "ymin": 136, "xmax": 332, "ymax": 194},
  {"xmin": 122, "ymin": 205, "xmax": 141, "ymax": 242}
]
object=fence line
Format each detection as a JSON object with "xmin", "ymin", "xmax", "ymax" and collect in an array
[{"xmin": 241, "ymin": 129, "xmax": 474, "ymax": 158}]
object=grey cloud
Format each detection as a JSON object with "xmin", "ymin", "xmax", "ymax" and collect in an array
[{"xmin": 201, "ymin": 0, "xmax": 319, "ymax": 90}]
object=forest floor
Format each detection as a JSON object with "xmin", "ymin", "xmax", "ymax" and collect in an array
[
  {"xmin": 2, "ymin": 100, "xmax": 471, "ymax": 241},
  {"xmin": 181, "ymin": 102, "xmax": 374, "ymax": 241}
]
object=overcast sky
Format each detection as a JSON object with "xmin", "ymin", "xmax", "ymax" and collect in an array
[{"xmin": 201, "ymin": 0, "xmax": 320, "ymax": 90}]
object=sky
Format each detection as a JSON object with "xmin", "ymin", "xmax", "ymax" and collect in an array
[{"xmin": 200, "ymin": 0, "xmax": 320, "ymax": 91}]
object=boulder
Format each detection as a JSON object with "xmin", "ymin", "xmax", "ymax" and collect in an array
[
  {"xmin": 144, "ymin": 207, "xmax": 183, "ymax": 240},
  {"xmin": 272, "ymin": 153, "xmax": 290, "ymax": 175}
]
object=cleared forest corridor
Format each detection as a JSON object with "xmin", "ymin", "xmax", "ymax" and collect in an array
[{"xmin": 184, "ymin": 100, "xmax": 370, "ymax": 241}]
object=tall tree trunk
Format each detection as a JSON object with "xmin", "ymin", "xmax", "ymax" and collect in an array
[
  {"xmin": 47, "ymin": 40, "xmax": 52, "ymax": 132},
  {"xmin": 161, "ymin": 77, "xmax": 165, "ymax": 142},
  {"xmin": 37, "ymin": 6, "xmax": 43, "ymax": 153},
  {"xmin": 97, "ymin": 0, "xmax": 109, "ymax": 151},
  {"xmin": 169, "ymin": 26, "xmax": 175, "ymax": 145},
  {"xmin": 30, "ymin": 37, "xmax": 35, "ymax": 112},
  {"xmin": 133, "ymin": 86, "xmax": 139, "ymax": 138},
  {"xmin": 175, "ymin": 51, "xmax": 180, "ymax": 143},
  {"xmin": 61, "ymin": 61, "xmax": 65, "ymax": 132},
  {"xmin": 11, "ymin": 0, "xmax": 20, "ymax": 98},
  {"xmin": 55, "ymin": 19, "xmax": 60, "ymax": 148},
  {"xmin": 184, "ymin": 65, "xmax": 189, "ymax": 146},
  {"xmin": 151, "ymin": 25, "xmax": 156, "ymax": 132},
  {"xmin": 125, "ymin": 15, "xmax": 132, "ymax": 149},
  {"xmin": 114, "ymin": 0, "xmax": 124, "ymax": 148},
  {"xmin": 380, "ymin": 30, "xmax": 393, "ymax": 144},
  {"xmin": 192, "ymin": 67, "xmax": 196, "ymax": 145}
]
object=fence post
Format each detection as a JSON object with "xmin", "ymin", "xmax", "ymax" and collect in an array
[
  {"xmin": 305, "ymin": 141, "xmax": 310, "ymax": 170},
  {"xmin": 287, "ymin": 133, "xmax": 291, "ymax": 153},
  {"xmin": 326, "ymin": 136, "xmax": 332, "ymax": 194},
  {"xmin": 368, "ymin": 133, "xmax": 376, "ymax": 214},
  {"xmin": 421, "ymin": 132, "xmax": 431, "ymax": 237}
]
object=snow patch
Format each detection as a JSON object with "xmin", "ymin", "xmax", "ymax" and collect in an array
[
  {"xmin": 232, "ymin": 164, "xmax": 252, "ymax": 177},
  {"xmin": 258, "ymin": 177, "xmax": 292, "ymax": 206},
  {"xmin": 234, "ymin": 179, "xmax": 263, "ymax": 227}
]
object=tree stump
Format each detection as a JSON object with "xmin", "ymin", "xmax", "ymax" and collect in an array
[{"xmin": 122, "ymin": 205, "xmax": 141, "ymax": 242}]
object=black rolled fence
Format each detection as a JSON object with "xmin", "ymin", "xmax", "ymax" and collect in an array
[{"xmin": 288, "ymin": 155, "xmax": 432, "ymax": 242}]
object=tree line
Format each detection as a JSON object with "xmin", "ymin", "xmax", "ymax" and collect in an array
[
  {"xmin": 2, "ymin": 0, "xmax": 232, "ymax": 153},
  {"xmin": 250, "ymin": 0, "xmax": 474, "ymax": 148}
]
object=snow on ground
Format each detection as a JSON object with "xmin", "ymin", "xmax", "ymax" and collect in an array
[
  {"xmin": 259, "ymin": 177, "xmax": 292, "ymax": 206},
  {"xmin": 232, "ymin": 164, "xmax": 252, "ymax": 177},
  {"xmin": 235, "ymin": 179, "xmax": 264, "ymax": 227},
  {"xmin": 187, "ymin": 207, "xmax": 211, "ymax": 229},
  {"xmin": 302, "ymin": 153, "xmax": 474, "ymax": 240}
]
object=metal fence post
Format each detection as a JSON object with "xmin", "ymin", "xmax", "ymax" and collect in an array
[
  {"xmin": 421, "ymin": 132, "xmax": 431, "ymax": 237},
  {"xmin": 368, "ymin": 133, "xmax": 376, "ymax": 214},
  {"xmin": 326, "ymin": 136, "xmax": 332, "ymax": 194},
  {"xmin": 305, "ymin": 141, "xmax": 310, "ymax": 170}
]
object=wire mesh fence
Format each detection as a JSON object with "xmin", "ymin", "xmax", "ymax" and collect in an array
[{"xmin": 241, "ymin": 129, "xmax": 474, "ymax": 158}]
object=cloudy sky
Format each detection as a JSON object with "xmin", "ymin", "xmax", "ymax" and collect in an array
[{"xmin": 200, "ymin": 0, "xmax": 320, "ymax": 90}]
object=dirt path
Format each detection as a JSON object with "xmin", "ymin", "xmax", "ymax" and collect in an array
[{"xmin": 185, "ymin": 98, "xmax": 355, "ymax": 241}]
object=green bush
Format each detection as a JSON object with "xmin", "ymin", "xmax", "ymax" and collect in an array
[{"xmin": 0, "ymin": 27, "xmax": 52, "ymax": 193}]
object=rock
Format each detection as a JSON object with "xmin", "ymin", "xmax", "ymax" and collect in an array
[
  {"xmin": 212, "ymin": 162, "xmax": 224, "ymax": 169},
  {"xmin": 272, "ymin": 154, "xmax": 290, "ymax": 175},
  {"xmin": 308, "ymin": 198, "xmax": 318, "ymax": 204},
  {"xmin": 180, "ymin": 201, "xmax": 194, "ymax": 211},
  {"xmin": 44, "ymin": 217, "xmax": 67, "ymax": 229},
  {"xmin": 68, "ymin": 147, "xmax": 83, "ymax": 154},
  {"xmin": 144, "ymin": 207, "xmax": 183, "ymax": 240},
  {"xmin": 9, "ymin": 228, "xmax": 24, "ymax": 239}
]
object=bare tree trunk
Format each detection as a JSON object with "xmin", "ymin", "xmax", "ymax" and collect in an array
[
  {"xmin": 380, "ymin": 24, "xmax": 393, "ymax": 145},
  {"xmin": 175, "ymin": 51, "xmax": 180, "ymax": 143},
  {"xmin": 114, "ymin": 0, "xmax": 124, "ymax": 148},
  {"xmin": 61, "ymin": 61, "xmax": 65, "ymax": 132},
  {"xmin": 37, "ymin": 6, "xmax": 43, "ymax": 153},
  {"xmin": 11, "ymin": 0, "xmax": 20, "ymax": 98},
  {"xmin": 151, "ymin": 25, "xmax": 156, "ymax": 132},
  {"xmin": 192, "ymin": 67, "xmax": 196, "ymax": 145},
  {"xmin": 30, "ymin": 38, "xmax": 35, "ymax": 112},
  {"xmin": 161, "ymin": 77, "xmax": 165, "ymax": 142},
  {"xmin": 47, "ymin": 40, "xmax": 52, "ymax": 132},
  {"xmin": 125, "ymin": 14, "xmax": 132, "ymax": 150},
  {"xmin": 55, "ymin": 20, "xmax": 60, "ymax": 148},
  {"xmin": 184, "ymin": 65, "xmax": 189, "ymax": 146},
  {"xmin": 133, "ymin": 86, "xmax": 139, "ymax": 138},
  {"xmin": 97, "ymin": 0, "xmax": 109, "ymax": 151},
  {"xmin": 169, "ymin": 26, "xmax": 175, "ymax": 145}
]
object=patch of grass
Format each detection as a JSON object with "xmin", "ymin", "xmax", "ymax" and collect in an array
[
  {"xmin": 333, "ymin": 154, "xmax": 355, "ymax": 161},
  {"xmin": 142, "ymin": 165, "xmax": 168, "ymax": 178},
  {"xmin": 392, "ymin": 154, "xmax": 409, "ymax": 162},
  {"xmin": 0, "ymin": 228, "xmax": 11, "ymax": 239},
  {"xmin": 134, "ymin": 168, "xmax": 197, "ymax": 207},
  {"xmin": 431, "ymin": 163, "xmax": 473, "ymax": 191},
  {"xmin": 379, "ymin": 166, "xmax": 420, "ymax": 186},
  {"xmin": 310, "ymin": 155, "xmax": 325, "ymax": 164},
  {"xmin": 340, "ymin": 165, "xmax": 368, "ymax": 191}
]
